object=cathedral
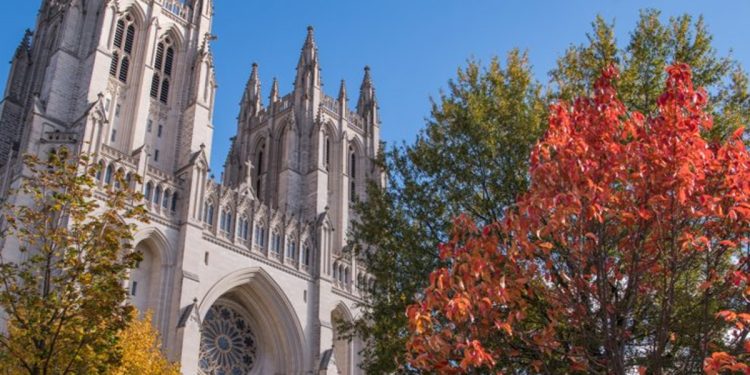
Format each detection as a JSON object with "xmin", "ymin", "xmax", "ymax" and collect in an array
[{"xmin": 0, "ymin": 0, "xmax": 381, "ymax": 374}]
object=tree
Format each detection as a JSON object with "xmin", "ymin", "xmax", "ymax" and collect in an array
[
  {"xmin": 551, "ymin": 10, "xmax": 742, "ymax": 140},
  {"xmin": 347, "ymin": 50, "xmax": 546, "ymax": 373},
  {"xmin": 113, "ymin": 311, "xmax": 180, "ymax": 375},
  {"xmin": 0, "ymin": 147, "xmax": 148, "ymax": 374},
  {"xmin": 406, "ymin": 64, "xmax": 750, "ymax": 374},
  {"xmin": 349, "ymin": 11, "xmax": 749, "ymax": 373}
]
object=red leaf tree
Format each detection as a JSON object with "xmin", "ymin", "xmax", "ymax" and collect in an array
[{"xmin": 406, "ymin": 65, "xmax": 750, "ymax": 374}]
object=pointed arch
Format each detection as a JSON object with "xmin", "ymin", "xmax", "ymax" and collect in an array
[
  {"xmin": 278, "ymin": 117, "xmax": 299, "ymax": 170},
  {"xmin": 121, "ymin": 3, "xmax": 147, "ymax": 28},
  {"xmin": 330, "ymin": 302, "xmax": 355, "ymax": 375},
  {"xmin": 130, "ymin": 227, "xmax": 176, "ymax": 340},
  {"xmin": 197, "ymin": 268, "xmax": 306, "ymax": 373},
  {"xmin": 160, "ymin": 26, "xmax": 185, "ymax": 50},
  {"xmin": 132, "ymin": 227, "xmax": 176, "ymax": 266}
]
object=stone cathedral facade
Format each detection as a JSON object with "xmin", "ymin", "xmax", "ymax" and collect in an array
[{"xmin": 0, "ymin": 1, "xmax": 381, "ymax": 374}]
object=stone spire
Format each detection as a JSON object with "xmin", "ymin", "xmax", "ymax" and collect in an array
[
  {"xmin": 299, "ymin": 25, "xmax": 317, "ymax": 67},
  {"xmin": 357, "ymin": 66, "xmax": 377, "ymax": 117},
  {"xmin": 338, "ymin": 80, "xmax": 347, "ymax": 101},
  {"xmin": 294, "ymin": 26, "xmax": 320, "ymax": 94},
  {"xmin": 241, "ymin": 62, "xmax": 262, "ymax": 116},
  {"xmin": 269, "ymin": 77, "xmax": 279, "ymax": 103},
  {"xmin": 338, "ymin": 79, "xmax": 347, "ymax": 114}
]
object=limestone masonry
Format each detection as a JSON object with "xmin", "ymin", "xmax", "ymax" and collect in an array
[{"xmin": 0, "ymin": 1, "xmax": 382, "ymax": 374}]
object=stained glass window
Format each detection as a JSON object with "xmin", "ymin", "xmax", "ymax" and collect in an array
[{"xmin": 198, "ymin": 304, "xmax": 258, "ymax": 374}]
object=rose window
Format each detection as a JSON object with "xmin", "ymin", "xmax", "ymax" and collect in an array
[{"xmin": 198, "ymin": 304, "xmax": 258, "ymax": 374}]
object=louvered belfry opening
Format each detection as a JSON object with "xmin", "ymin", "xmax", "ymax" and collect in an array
[
  {"xmin": 151, "ymin": 37, "xmax": 176, "ymax": 104},
  {"xmin": 109, "ymin": 15, "xmax": 136, "ymax": 84}
]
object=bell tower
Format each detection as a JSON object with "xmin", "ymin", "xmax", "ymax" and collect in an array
[{"xmin": 0, "ymin": 0, "xmax": 217, "ymax": 174}]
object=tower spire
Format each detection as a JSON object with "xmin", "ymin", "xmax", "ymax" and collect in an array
[
  {"xmin": 338, "ymin": 79, "xmax": 347, "ymax": 101},
  {"xmin": 242, "ymin": 62, "xmax": 262, "ymax": 116},
  {"xmin": 294, "ymin": 26, "xmax": 320, "ymax": 94},
  {"xmin": 357, "ymin": 66, "xmax": 376, "ymax": 116},
  {"xmin": 300, "ymin": 25, "xmax": 317, "ymax": 66},
  {"xmin": 269, "ymin": 77, "xmax": 279, "ymax": 103}
]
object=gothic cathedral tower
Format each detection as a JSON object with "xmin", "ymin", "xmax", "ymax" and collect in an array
[{"xmin": 0, "ymin": 1, "xmax": 379, "ymax": 374}]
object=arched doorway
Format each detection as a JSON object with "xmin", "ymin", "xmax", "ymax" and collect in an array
[{"xmin": 197, "ymin": 268, "xmax": 305, "ymax": 374}]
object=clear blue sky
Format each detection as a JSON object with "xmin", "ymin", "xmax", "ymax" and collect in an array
[{"xmin": 1, "ymin": 1, "xmax": 749, "ymax": 174}]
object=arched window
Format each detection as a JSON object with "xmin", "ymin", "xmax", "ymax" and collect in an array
[
  {"xmin": 144, "ymin": 182, "xmax": 153, "ymax": 201},
  {"xmin": 240, "ymin": 217, "xmax": 250, "ymax": 241},
  {"xmin": 204, "ymin": 202, "xmax": 214, "ymax": 226},
  {"xmin": 271, "ymin": 230, "xmax": 281, "ymax": 255},
  {"xmin": 171, "ymin": 193, "xmax": 178, "ymax": 212},
  {"xmin": 151, "ymin": 37, "xmax": 175, "ymax": 104},
  {"xmin": 105, "ymin": 165, "xmax": 114, "ymax": 185},
  {"xmin": 162, "ymin": 190, "xmax": 170, "ymax": 209},
  {"xmin": 324, "ymin": 135, "xmax": 331, "ymax": 171},
  {"xmin": 302, "ymin": 244, "xmax": 311, "ymax": 267},
  {"xmin": 153, "ymin": 186, "xmax": 162, "ymax": 205},
  {"xmin": 110, "ymin": 15, "xmax": 137, "ymax": 83},
  {"xmin": 115, "ymin": 168, "xmax": 125, "ymax": 189},
  {"xmin": 349, "ymin": 146, "xmax": 357, "ymax": 202},
  {"xmin": 220, "ymin": 208, "xmax": 233, "ymax": 234},
  {"xmin": 254, "ymin": 223, "xmax": 266, "ymax": 247},
  {"xmin": 126, "ymin": 172, "xmax": 134, "ymax": 190},
  {"xmin": 96, "ymin": 160, "xmax": 105, "ymax": 181},
  {"xmin": 256, "ymin": 142, "xmax": 265, "ymax": 197},
  {"xmin": 286, "ymin": 238, "xmax": 297, "ymax": 260}
]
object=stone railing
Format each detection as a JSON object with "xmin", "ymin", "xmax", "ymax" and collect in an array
[
  {"xmin": 163, "ymin": 0, "xmax": 190, "ymax": 21},
  {"xmin": 138, "ymin": 164, "xmax": 181, "ymax": 220},
  {"xmin": 348, "ymin": 111, "xmax": 364, "ymax": 129},
  {"xmin": 101, "ymin": 144, "xmax": 137, "ymax": 169},
  {"xmin": 276, "ymin": 94, "xmax": 293, "ymax": 113},
  {"xmin": 321, "ymin": 95, "xmax": 339, "ymax": 115}
]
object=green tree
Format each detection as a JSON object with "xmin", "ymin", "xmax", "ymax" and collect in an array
[
  {"xmin": 348, "ymin": 10, "xmax": 750, "ymax": 373},
  {"xmin": 347, "ymin": 50, "xmax": 546, "ymax": 373},
  {"xmin": 552, "ymin": 10, "xmax": 743, "ymax": 139},
  {"xmin": 0, "ymin": 147, "xmax": 148, "ymax": 375}
]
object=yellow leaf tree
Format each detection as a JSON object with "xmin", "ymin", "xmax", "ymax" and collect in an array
[{"xmin": 114, "ymin": 311, "xmax": 180, "ymax": 375}]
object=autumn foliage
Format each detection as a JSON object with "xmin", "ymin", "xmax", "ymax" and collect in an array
[
  {"xmin": 406, "ymin": 65, "xmax": 750, "ymax": 373},
  {"xmin": 113, "ymin": 311, "xmax": 180, "ymax": 375}
]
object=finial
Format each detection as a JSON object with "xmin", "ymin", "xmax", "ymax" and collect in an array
[
  {"xmin": 338, "ymin": 79, "xmax": 347, "ymax": 101},
  {"xmin": 302, "ymin": 25, "xmax": 316, "ymax": 49},
  {"xmin": 269, "ymin": 77, "xmax": 279, "ymax": 102}
]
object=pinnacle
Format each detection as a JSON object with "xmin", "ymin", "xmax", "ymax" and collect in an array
[
  {"xmin": 338, "ymin": 79, "xmax": 347, "ymax": 100},
  {"xmin": 360, "ymin": 65, "xmax": 373, "ymax": 89},
  {"xmin": 270, "ymin": 77, "xmax": 280, "ymax": 102},
  {"xmin": 303, "ymin": 25, "xmax": 316, "ymax": 48}
]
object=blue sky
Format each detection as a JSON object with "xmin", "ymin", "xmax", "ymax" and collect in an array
[{"xmin": 1, "ymin": 1, "xmax": 749, "ymax": 174}]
